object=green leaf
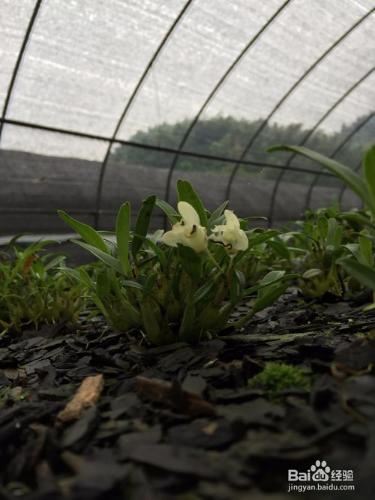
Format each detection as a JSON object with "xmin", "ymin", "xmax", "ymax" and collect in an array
[
  {"xmin": 343, "ymin": 243, "xmax": 359, "ymax": 257},
  {"xmin": 177, "ymin": 244, "xmax": 202, "ymax": 281},
  {"xmin": 260, "ymin": 270, "xmax": 286, "ymax": 285},
  {"xmin": 132, "ymin": 195, "xmax": 156, "ymax": 259},
  {"xmin": 143, "ymin": 272, "xmax": 158, "ymax": 294},
  {"xmin": 252, "ymin": 282, "xmax": 288, "ymax": 315},
  {"xmin": 244, "ymin": 272, "xmax": 297, "ymax": 295},
  {"xmin": 327, "ymin": 218, "xmax": 342, "ymax": 249},
  {"xmin": 58, "ymin": 210, "xmax": 108, "ymax": 252},
  {"xmin": 111, "ymin": 298, "xmax": 141, "ymax": 330},
  {"xmin": 156, "ymin": 199, "xmax": 179, "ymax": 224},
  {"xmin": 364, "ymin": 145, "xmax": 375, "ymax": 215},
  {"xmin": 338, "ymin": 212, "xmax": 375, "ymax": 229},
  {"xmin": 207, "ymin": 200, "xmax": 229, "ymax": 228},
  {"xmin": 177, "ymin": 179, "xmax": 208, "ymax": 227},
  {"xmin": 140, "ymin": 299, "xmax": 162, "ymax": 345},
  {"xmin": 74, "ymin": 240, "xmax": 123, "ymax": 274},
  {"xmin": 302, "ymin": 268, "xmax": 323, "ymax": 279},
  {"xmin": 43, "ymin": 255, "xmax": 66, "ymax": 272},
  {"xmin": 198, "ymin": 304, "xmax": 222, "ymax": 330},
  {"xmin": 248, "ymin": 230, "xmax": 279, "ymax": 246},
  {"xmin": 340, "ymin": 258, "xmax": 375, "ymax": 291},
  {"xmin": 97, "ymin": 269, "xmax": 112, "ymax": 297},
  {"xmin": 116, "ymin": 202, "xmax": 131, "ymax": 276},
  {"xmin": 359, "ymin": 233, "xmax": 373, "ymax": 267},
  {"xmin": 268, "ymin": 238, "xmax": 290, "ymax": 260},
  {"xmin": 317, "ymin": 214, "xmax": 328, "ymax": 240},
  {"xmin": 60, "ymin": 266, "xmax": 83, "ymax": 283},
  {"xmin": 143, "ymin": 238, "xmax": 168, "ymax": 270},
  {"xmin": 78, "ymin": 267, "xmax": 95, "ymax": 288},
  {"xmin": 193, "ymin": 278, "xmax": 218, "ymax": 304},
  {"xmin": 269, "ymin": 145, "xmax": 370, "ymax": 206},
  {"xmin": 179, "ymin": 298, "xmax": 198, "ymax": 342},
  {"xmin": 122, "ymin": 279, "xmax": 145, "ymax": 291}
]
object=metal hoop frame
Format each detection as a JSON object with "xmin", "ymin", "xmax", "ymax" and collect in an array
[{"xmin": 0, "ymin": 0, "xmax": 373, "ymax": 229}]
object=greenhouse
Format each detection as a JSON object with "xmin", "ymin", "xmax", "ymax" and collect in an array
[{"xmin": 0, "ymin": 0, "xmax": 374, "ymax": 498}]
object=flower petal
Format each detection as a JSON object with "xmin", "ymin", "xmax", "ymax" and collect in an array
[
  {"xmin": 235, "ymin": 229, "xmax": 249, "ymax": 251},
  {"xmin": 161, "ymin": 224, "xmax": 185, "ymax": 247},
  {"xmin": 188, "ymin": 225, "xmax": 208, "ymax": 253},
  {"xmin": 178, "ymin": 201, "xmax": 201, "ymax": 226},
  {"xmin": 209, "ymin": 224, "xmax": 225, "ymax": 240},
  {"xmin": 162, "ymin": 222, "xmax": 207, "ymax": 253},
  {"xmin": 224, "ymin": 209, "xmax": 241, "ymax": 228},
  {"xmin": 161, "ymin": 230, "xmax": 179, "ymax": 247}
]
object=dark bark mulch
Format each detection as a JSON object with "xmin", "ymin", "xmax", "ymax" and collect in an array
[{"xmin": 1, "ymin": 289, "xmax": 375, "ymax": 499}]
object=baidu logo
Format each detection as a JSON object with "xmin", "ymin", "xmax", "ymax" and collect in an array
[
  {"xmin": 287, "ymin": 460, "xmax": 355, "ymax": 494},
  {"xmin": 310, "ymin": 460, "xmax": 331, "ymax": 481}
]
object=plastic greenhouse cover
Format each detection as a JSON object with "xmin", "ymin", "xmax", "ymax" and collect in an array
[{"xmin": 0, "ymin": 0, "xmax": 374, "ymax": 234}]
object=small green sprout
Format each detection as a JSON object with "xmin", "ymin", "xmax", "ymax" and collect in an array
[
  {"xmin": 0, "ymin": 240, "xmax": 88, "ymax": 335},
  {"xmin": 271, "ymin": 144, "xmax": 375, "ymax": 302},
  {"xmin": 248, "ymin": 362, "xmax": 310, "ymax": 398}
]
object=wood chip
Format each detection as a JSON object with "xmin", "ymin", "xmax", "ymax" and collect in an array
[
  {"xmin": 202, "ymin": 422, "xmax": 218, "ymax": 435},
  {"xmin": 57, "ymin": 374, "xmax": 104, "ymax": 423},
  {"xmin": 135, "ymin": 376, "xmax": 215, "ymax": 416}
]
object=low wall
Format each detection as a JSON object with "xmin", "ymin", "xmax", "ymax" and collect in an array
[{"xmin": 0, "ymin": 150, "xmax": 361, "ymax": 235}]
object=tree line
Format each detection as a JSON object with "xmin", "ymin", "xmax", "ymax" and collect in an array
[{"xmin": 112, "ymin": 114, "xmax": 374, "ymax": 182}]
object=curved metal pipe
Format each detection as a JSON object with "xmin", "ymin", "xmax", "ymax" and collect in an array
[
  {"xmin": 163, "ymin": 0, "xmax": 293, "ymax": 214},
  {"xmin": 225, "ymin": 7, "xmax": 375, "ymax": 203},
  {"xmin": 309, "ymin": 110, "xmax": 374, "ymax": 209},
  {"xmin": 0, "ymin": 0, "xmax": 43, "ymax": 141},
  {"xmin": 94, "ymin": 0, "xmax": 194, "ymax": 228},
  {"xmin": 268, "ymin": 66, "xmax": 375, "ymax": 225}
]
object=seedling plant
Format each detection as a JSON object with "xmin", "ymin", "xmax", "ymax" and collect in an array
[
  {"xmin": 0, "ymin": 239, "xmax": 88, "ymax": 335},
  {"xmin": 59, "ymin": 181, "xmax": 295, "ymax": 345}
]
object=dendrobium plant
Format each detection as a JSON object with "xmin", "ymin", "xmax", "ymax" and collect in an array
[
  {"xmin": 209, "ymin": 209, "xmax": 249, "ymax": 253},
  {"xmin": 162, "ymin": 201, "xmax": 208, "ymax": 253},
  {"xmin": 59, "ymin": 180, "xmax": 294, "ymax": 345}
]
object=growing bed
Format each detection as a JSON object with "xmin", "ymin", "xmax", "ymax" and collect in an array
[
  {"xmin": 2, "ymin": 147, "xmax": 375, "ymax": 499},
  {"xmin": 1, "ymin": 289, "xmax": 374, "ymax": 499}
]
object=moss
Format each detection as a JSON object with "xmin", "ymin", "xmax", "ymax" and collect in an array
[
  {"xmin": 248, "ymin": 362, "xmax": 310, "ymax": 398},
  {"xmin": 0, "ymin": 386, "xmax": 29, "ymax": 409}
]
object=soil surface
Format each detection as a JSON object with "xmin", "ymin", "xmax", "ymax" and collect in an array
[{"xmin": 1, "ymin": 289, "xmax": 375, "ymax": 499}]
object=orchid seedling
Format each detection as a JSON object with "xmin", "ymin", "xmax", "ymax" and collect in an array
[
  {"xmin": 270, "ymin": 144, "xmax": 375, "ymax": 302},
  {"xmin": 0, "ymin": 239, "xmax": 88, "ymax": 335},
  {"xmin": 59, "ymin": 180, "xmax": 295, "ymax": 345}
]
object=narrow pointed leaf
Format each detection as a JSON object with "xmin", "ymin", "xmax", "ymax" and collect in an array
[
  {"xmin": 207, "ymin": 200, "xmax": 229, "ymax": 228},
  {"xmin": 156, "ymin": 199, "xmax": 179, "ymax": 224},
  {"xmin": 364, "ymin": 145, "xmax": 375, "ymax": 213},
  {"xmin": 116, "ymin": 202, "xmax": 131, "ymax": 276},
  {"xmin": 140, "ymin": 299, "xmax": 162, "ymax": 345},
  {"xmin": 132, "ymin": 195, "xmax": 156, "ymax": 259},
  {"xmin": 74, "ymin": 240, "xmax": 123, "ymax": 274},
  {"xmin": 340, "ymin": 258, "xmax": 375, "ymax": 291},
  {"xmin": 58, "ymin": 210, "xmax": 108, "ymax": 252},
  {"xmin": 179, "ymin": 298, "xmax": 197, "ymax": 342},
  {"xmin": 359, "ymin": 233, "xmax": 373, "ymax": 266},
  {"xmin": 269, "ymin": 145, "xmax": 369, "ymax": 206},
  {"xmin": 252, "ymin": 283, "xmax": 288, "ymax": 314}
]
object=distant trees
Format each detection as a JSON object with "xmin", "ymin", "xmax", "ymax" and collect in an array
[{"xmin": 112, "ymin": 114, "xmax": 374, "ymax": 182}]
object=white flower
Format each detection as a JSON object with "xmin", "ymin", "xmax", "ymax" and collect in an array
[
  {"xmin": 161, "ymin": 201, "xmax": 207, "ymax": 253},
  {"xmin": 209, "ymin": 210, "xmax": 248, "ymax": 253}
]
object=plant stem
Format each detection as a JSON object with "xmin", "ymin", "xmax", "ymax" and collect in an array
[{"xmin": 206, "ymin": 251, "xmax": 225, "ymax": 275}]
